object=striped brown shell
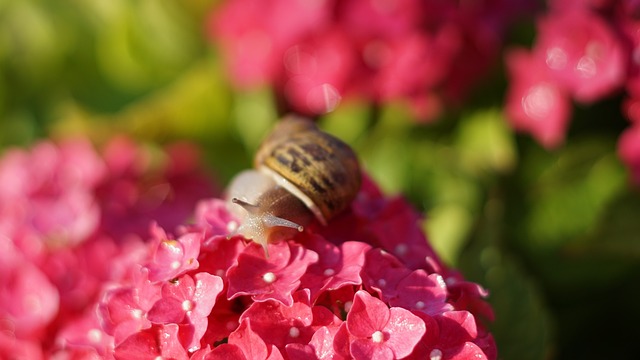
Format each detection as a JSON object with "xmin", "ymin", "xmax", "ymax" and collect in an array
[{"xmin": 254, "ymin": 116, "xmax": 361, "ymax": 225}]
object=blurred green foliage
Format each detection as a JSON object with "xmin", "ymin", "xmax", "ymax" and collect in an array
[{"xmin": 1, "ymin": 1, "xmax": 639, "ymax": 359}]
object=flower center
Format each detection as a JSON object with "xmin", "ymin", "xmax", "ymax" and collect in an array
[
  {"xmin": 289, "ymin": 327, "xmax": 300, "ymax": 338},
  {"xmin": 263, "ymin": 272, "xmax": 277, "ymax": 283},
  {"xmin": 371, "ymin": 330, "xmax": 384, "ymax": 343},
  {"xmin": 394, "ymin": 244, "xmax": 408, "ymax": 256},
  {"xmin": 344, "ymin": 301, "xmax": 353, "ymax": 313},
  {"xmin": 131, "ymin": 309, "xmax": 143, "ymax": 319},
  {"xmin": 182, "ymin": 300, "xmax": 194, "ymax": 312},
  {"xmin": 87, "ymin": 328, "xmax": 102, "ymax": 343},
  {"xmin": 323, "ymin": 268, "xmax": 335, "ymax": 276},
  {"xmin": 430, "ymin": 349, "xmax": 443, "ymax": 360}
]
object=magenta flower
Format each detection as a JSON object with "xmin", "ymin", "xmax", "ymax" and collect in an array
[
  {"xmin": 114, "ymin": 324, "xmax": 189, "ymax": 360},
  {"xmin": 147, "ymin": 273, "xmax": 224, "ymax": 350},
  {"xmin": 344, "ymin": 290, "xmax": 426, "ymax": 359},
  {"xmin": 227, "ymin": 241, "xmax": 319, "ymax": 306},
  {"xmin": 227, "ymin": 319, "xmax": 285, "ymax": 360},
  {"xmin": 0, "ymin": 242, "xmax": 59, "ymax": 339},
  {"xmin": 285, "ymin": 325, "xmax": 345, "ymax": 360},
  {"xmin": 404, "ymin": 310, "xmax": 494, "ymax": 360},
  {"xmin": 145, "ymin": 224, "xmax": 202, "ymax": 282},
  {"xmin": 0, "ymin": 137, "xmax": 495, "ymax": 358},
  {"xmin": 299, "ymin": 235, "xmax": 370, "ymax": 301},
  {"xmin": 505, "ymin": 48, "xmax": 572, "ymax": 148},
  {"xmin": 238, "ymin": 289, "xmax": 340, "ymax": 352},
  {"xmin": 535, "ymin": 10, "xmax": 626, "ymax": 103},
  {"xmin": 210, "ymin": 0, "xmax": 531, "ymax": 119},
  {"xmin": 389, "ymin": 270, "xmax": 453, "ymax": 316}
]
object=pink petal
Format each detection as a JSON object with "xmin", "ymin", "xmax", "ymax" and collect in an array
[
  {"xmin": 350, "ymin": 339, "xmax": 394, "ymax": 360},
  {"xmin": 204, "ymin": 343, "xmax": 246, "ymax": 360},
  {"xmin": 383, "ymin": 307, "xmax": 427, "ymax": 358},
  {"xmin": 346, "ymin": 291, "xmax": 390, "ymax": 338},
  {"xmin": 229, "ymin": 320, "xmax": 269, "ymax": 360},
  {"xmin": 390, "ymin": 270, "xmax": 452, "ymax": 316}
]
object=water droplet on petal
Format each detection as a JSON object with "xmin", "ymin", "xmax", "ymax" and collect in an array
[
  {"xmin": 377, "ymin": 278, "xmax": 387, "ymax": 288},
  {"xmin": 170, "ymin": 260, "xmax": 181, "ymax": 270},
  {"xmin": 415, "ymin": 301, "xmax": 425, "ymax": 309}
]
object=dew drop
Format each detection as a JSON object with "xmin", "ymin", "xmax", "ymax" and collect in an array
[
  {"xmin": 170, "ymin": 260, "xmax": 181, "ymax": 270},
  {"xmin": 371, "ymin": 330, "xmax": 384, "ymax": 343},
  {"xmin": 415, "ymin": 301, "xmax": 425, "ymax": 309},
  {"xmin": 263, "ymin": 272, "xmax": 277, "ymax": 283},
  {"xmin": 377, "ymin": 278, "xmax": 387, "ymax": 288}
]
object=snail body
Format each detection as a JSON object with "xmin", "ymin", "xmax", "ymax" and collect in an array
[{"xmin": 226, "ymin": 116, "xmax": 361, "ymax": 255}]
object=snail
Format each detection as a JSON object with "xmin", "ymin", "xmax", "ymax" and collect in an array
[{"xmin": 226, "ymin": 115, "xmax": 361, "ymax": 255}]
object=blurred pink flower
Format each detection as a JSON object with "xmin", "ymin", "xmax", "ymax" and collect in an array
[
  {"xmin": 535, "ymin": 10, "xmax": 626, "ymax": 103},
  {"xmin": 505, "ymin": 48, "xmax": 572, "ymax": 148},
  {"xmin": 211, "ymin": 0, "xmax": 532, "ymax": 119}
]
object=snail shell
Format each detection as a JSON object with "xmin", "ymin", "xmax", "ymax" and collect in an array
[{"xmin": 226, "ymin": 115, "xmax": 361, "ymax": 255}]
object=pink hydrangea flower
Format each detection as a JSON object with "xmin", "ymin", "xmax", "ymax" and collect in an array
[
  {"xmin": 343, "ymin": 290, "xmax": 426, "ymax": 359},
  {"xmin": 227, "ymin": 241, "xmax": 319, "ymax": 306},
  {"xmin": 0, "ymin": 137, "xmax": 495, "ymax": 358},
  {"xmin": 210, "ymin": 0, "xmax": 533, "ymax": 119},
  {"xmin": 145, "ymin": 224, "xmax": 202, "ymax": 282},
  {"xmin": 505, "ymin": 48, "xmax": 572, "ymax": 148}
]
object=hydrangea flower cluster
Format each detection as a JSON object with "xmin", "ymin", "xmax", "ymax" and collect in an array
[
  {"xmin": 0, "ymin": 138, "xmax": 495, "ymax": 359},
  {"xmin": 209, "ymin": 0, "xmax": 532, "ymax": 120},
  {"xmin": 504, "ymin": 0, "xmax": 640, "ymax": 183},
  {"xmin": 0, "ymin": 137, "xmax": 215, "ymax": 359}
]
